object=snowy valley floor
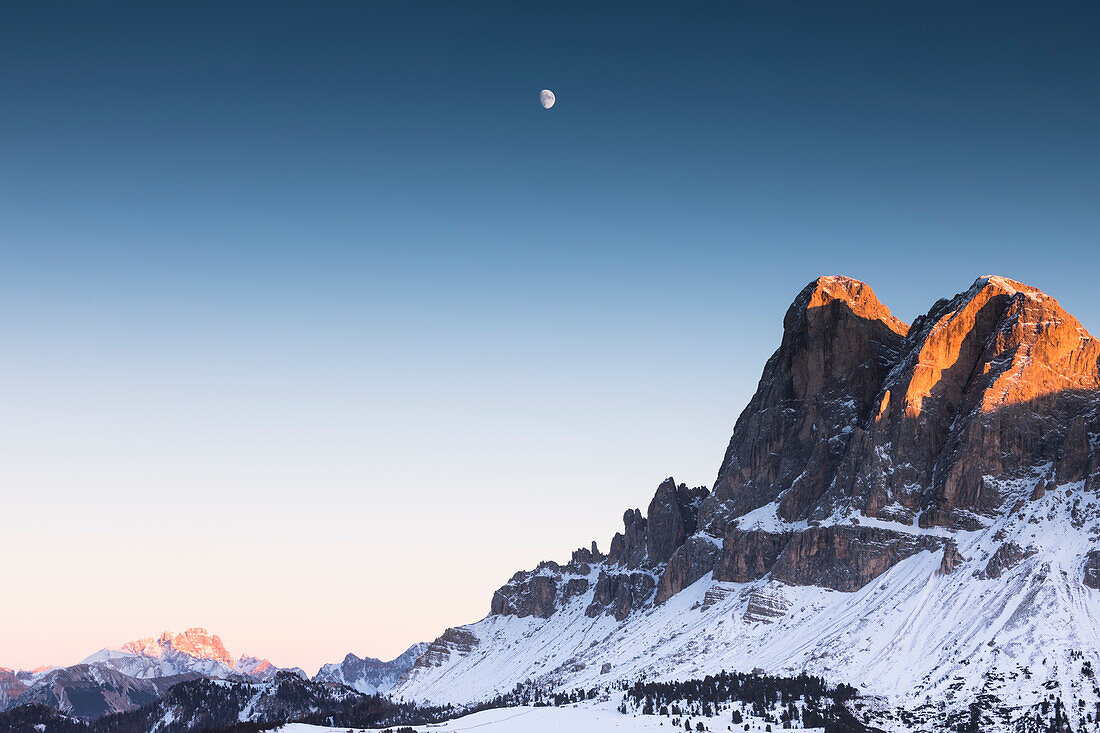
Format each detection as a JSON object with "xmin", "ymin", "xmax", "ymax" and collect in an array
[{"xmin": 277, "ymin": 701, "xmax": 821, "ymax": 733}]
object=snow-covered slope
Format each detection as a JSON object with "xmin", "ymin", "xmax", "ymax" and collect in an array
[
  {"xmin": 399, "ymin": 486, "xmax": 1100, "ymax": 723},
  {"xmin": 277, "ymin": 702, "xmax": 805, "ymax": 733},
  {"xmin": 278, "ymin": 697, "xmax": 830, "ymax": 733}
]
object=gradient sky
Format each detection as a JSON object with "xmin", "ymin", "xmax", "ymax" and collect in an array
[{"xmin": 1, "ymin": 1, "xmax": 1098, "ymax": 673}]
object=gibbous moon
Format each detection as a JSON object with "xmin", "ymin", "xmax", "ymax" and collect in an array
[{"xmin": 539, "ymin": 89, "xmax": 555, "ymax": 109}]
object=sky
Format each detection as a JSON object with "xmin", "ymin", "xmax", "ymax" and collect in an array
[{"xmin": 1, "ymin": 0, "xmax": 1098, "ymax": 673}]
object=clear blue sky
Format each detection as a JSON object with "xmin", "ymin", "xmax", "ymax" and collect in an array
[{"xmin": 1, "ymin": 1, "xmax": 1098, "ymax": 671}]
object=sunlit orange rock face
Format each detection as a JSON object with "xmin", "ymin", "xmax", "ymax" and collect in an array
[
  {"xmin": 705, "ymin": 274, "xmax": 1100, "ymax": 532},
  {"xmin": 847, "ymin": 276, "xmax": 1100, "ymax": 527}
]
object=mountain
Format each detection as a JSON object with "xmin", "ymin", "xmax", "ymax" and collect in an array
[
  {"xmin": 80, "ymin": 627, "xmax": 303, "ymax": 681},
  {"xmin": 313, "ymin": 642, "xmax": 429, "ymax": 694},
  {"xmin": 1, "ymin": 627, "xmax": 432, "ymax": 723},
  {"xmin": 0, "ymin": 668, "xmax": 29, "ymax": 710},
  {"xmin": 236, "ymin": 653, "xmax": 301, "ymax": 681},
  {"xmin": 393, "ymin": 275, "xmax": 1100, "ymax": 730},
  {"xmin": 0, "ymin": 666, "xmax": 54, "ymax": 711},
  {"xmin": 0, "ymin": 628, "xmax": 314, "ymax": 720},
  {"xmin": 10, "ymin": 664, "xmax": 200, "ymax": 720},
  {"xmin": 116, "ymin": 672, "xmax": 364, "ymax": 731},
  {"xmin": 0, "ymin": 671, "xmax": 456, "ymax": 732}
]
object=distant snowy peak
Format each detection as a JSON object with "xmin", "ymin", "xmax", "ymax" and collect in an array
[
  {"xmin": 236, "ymin": 654, "xmax": 276, "ymax": 680},
  {"xmin": 313, "ymin": 642, "xmax": 429, "ymax": 694},
  {"xmin": 82, "ymin": 627, "xmax": 292, "ymax": 681},
  {"xmin": 121, "ymin": 627, "xmax": 233, "ymax": 666},
  {"xmin": 237, "ymin": 654, "xmax": 308, "ymax": 681}
]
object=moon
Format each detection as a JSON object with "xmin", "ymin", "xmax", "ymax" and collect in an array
[{"xmin": 539, "ymin": 89, "xmax": 555, "ymax": 109}]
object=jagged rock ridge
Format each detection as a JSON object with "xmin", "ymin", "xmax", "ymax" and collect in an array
[
  {"xmin": 313, "ymin": 642, "xmax": 429, "ymax": 694},
  {"xmin": 0, "ymin": 668, "xmax": 32, "ymax": 711},
  {"xmin": 11, "ymin": 665, "xmax": 200, "ymax": 720}
]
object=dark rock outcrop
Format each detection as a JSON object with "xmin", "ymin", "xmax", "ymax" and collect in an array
[
  {"xmin": 979, "ymin": 542, "xmax": 1037, "ymax": 579},
  {"xmin": 646, "ymin": 479, "xmax": 709, "ymax": 565},
  {"xmin": 586, "ymin": 571, "xmax": 656, "ymax": 621},
  {"xmin": 565, "ymin": 577, "xmax": 590, "ymax": 598},
  {"xmin": 493, "ymin": 477, "xmax": 710, "ymax": 617},
  {"xmin": 743, "ymin": 586, "xmax": 791, "ymax": 623},
  {"xmin": 490, "ymin": 575, "xmax": 559, "ymax": 618},
  {"xmin": 713, "ymin": 529, "xmax": 792, "ymax": 583},
  {"xmin": 769, "ymin": 526, "xmax": 944, "ymax": 592},
  {"xmin": 1084, "ymin": 551, "xmax": 1100, "ymax": 589},
  {"xmin": 414, "ymin": 628, "xmax": 479, "ymax": 669},
  {"xmin": 607, "ymin": 509, "xmax": 648, "ymax": 569},
  {"xmin": 938, "ymin": 541, "xmax": 965, "ymax": 574},
  {"xmin": 571, "ymin": 542, "xmax": 603, "ymax": 565},
  {"xmin": 656, "ymin": 536, "xmax": 721, "ymax": 603}
]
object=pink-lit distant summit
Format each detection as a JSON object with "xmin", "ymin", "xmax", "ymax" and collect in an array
[{"xmin": 82, "ymin": 627, "xmax": 298, "ymax": 681}]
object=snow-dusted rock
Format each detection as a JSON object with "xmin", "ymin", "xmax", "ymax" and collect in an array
[
  {"xmin": 81, "ymin": 627, "xmax": 292, "ymax": 681},
  {"xmin": 312, "ymin": 642, "xmax": 428, "ymax": 694}
]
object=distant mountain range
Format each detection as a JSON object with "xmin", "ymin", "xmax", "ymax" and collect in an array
[
  {"xmin": 314, "ymin": 642, "xmax": 431, "ymax": 694},
  {"xmin": 80, "ymin": 627, "xmax": 303, "ymax": 682},
  {"xmin": 12, "ymin": 666, "xmax": 200, "ymax": 721},
  {"xmin": 0, "ymin": 671, "xmax": 453, "ymax": 733},
  {"xmin": 0, "ymin": 627, "xmax": 426, "ymax": 720}
]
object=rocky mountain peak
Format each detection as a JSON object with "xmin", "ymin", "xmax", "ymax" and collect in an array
[
  {"xmin": 970, "ymin": 275, "xmax": 1099, "ymax": 410},
  {"xmin": 705, "ymin": 276, "xmax": 910, "ymax": 526},
  {"xmin": 646, "ymin": 478, "xmax": 709, "ymax": 565},
  {"xmin": 852, "ymin": 275, "xmax": 1100, "ymax": 527},
  {"xmin": 121, "ymin": 628, "xmax": 234, "ymax": 667},
  {"xmin": 800, "ymin": 275, "xmax": 909, "ymax": 336},
  {"xmin": 976, "ymin": 274, "xmax": 1044, "ymax": 297},
  {"xmin": 881, "ymin": 273, "xmax": 1086, "ymax": 423}
]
